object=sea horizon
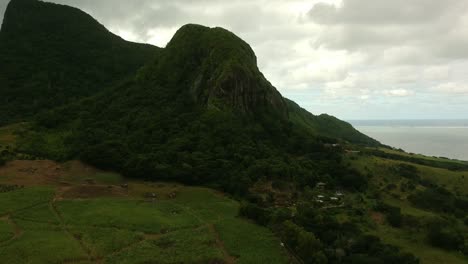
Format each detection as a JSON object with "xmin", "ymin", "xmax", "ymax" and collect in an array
[{"xmin": 349, "ymin": 119, "xmax": 468, "ymax": 162}]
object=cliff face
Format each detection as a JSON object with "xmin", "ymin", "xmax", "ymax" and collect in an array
[{"xmin": 141, "ymin": 24, "xmax": 288, "ymax": 118}]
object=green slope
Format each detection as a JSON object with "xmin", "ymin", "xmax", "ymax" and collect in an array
[
  {"xmin": 0, "ymin": 0, "xmax": 160, "ymax": 125},
  {"xmin": 286, "ymin": 99, "xmax": 379, "ymax": 146}
]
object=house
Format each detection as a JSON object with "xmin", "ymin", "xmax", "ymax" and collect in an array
[
  {"xmin": 317, "ymin": 195, "xmax": 325, "ymax": 199},
  {"xmin": 316, "ymin": 182, "xmax": 326, "ymax": 189},
  {"xmin": 330, "ymin": 197, "xmax": 339, "ymax": 201}
]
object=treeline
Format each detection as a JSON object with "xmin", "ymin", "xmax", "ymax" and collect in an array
[
  {"xmin": 240, "ymin": 202, "xmax": 419, "ymax": 264},
  {"xmin": 364, "ymin": 149, "xmax": 468, "ymax": 171},
  {"xmin": 375, "ymin": 200, "xmax": 468, "ymax": 255},
  {"xmin": 409, "ymin": 186, "xmax": 468, "ymax": 218}
]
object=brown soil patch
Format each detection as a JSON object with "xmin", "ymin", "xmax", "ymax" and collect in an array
[
  {"xmin": 0, "ymin": 160, "xmax": 63, "ymax": 186},
  {"xmin": 370, "ymin": 211, "xmax": 385, "ymax": 225},
  {"xmin": 128, "ymin": 182, "xmax": 181, "ymax": 199},
  {"xmin": 0, "ymin": 159, "xmax": 121, "ymax": 187},
  {"xmin": 60, "ymin": 185, "xmax": 128, "ymax": 199},
  {"xmin": 61, "ymin": 160, "xmax": 102, "ymax": 180}
]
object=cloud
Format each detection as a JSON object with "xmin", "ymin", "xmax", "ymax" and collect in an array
[
  {"xmin": 308, "ymin": 0, "xmax": 459, "ymax": 25},
  {"xmin": 308, "ymin": 0, "xmax": 468, "ymax": 62},
  {"xmin": 382, "ymin": 89, "xmax": 414, "ymax": 97},
  {"xmin": 432, "ymin": 82, "xmax": 468, "ymax": 94}
]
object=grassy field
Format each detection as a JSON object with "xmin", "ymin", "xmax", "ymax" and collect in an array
[
  {"xmin": 368, "ymin": 224, "xmax": 468, "ymax": 264},
  {"xmin": 350, "ymin": 154, "xmax": 468, "ymax": 195},
  {"xmin": 349, "ymin": 154, "xmax": 468, "ymax": 264},
  {"xmin": 0, "ymin": 160, "xmax": 291, "ymax": 264},
  {"xmin": 376, "ymin": 147, "xmax": 468, "ymax": 165}
]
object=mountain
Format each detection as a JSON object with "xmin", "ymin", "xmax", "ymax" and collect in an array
[
  {"xmin": 11, "ymin": 23, "xmax": 378, "ymax": 190},
  {"xmin": 0, "ymin": 0, "xmax": 159, "ymax": 125},
  {"xmin": 0, "ymin": 0, "xmax": 378, "ymax": 191},
  {"xmin": 142, "ymin": 24, "xmax": 289, "ymax": 117}
]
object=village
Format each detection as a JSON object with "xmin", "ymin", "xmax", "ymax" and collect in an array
[{"xmin": 312, "ymin": 182, "xmax": 346, "ymax": 209}]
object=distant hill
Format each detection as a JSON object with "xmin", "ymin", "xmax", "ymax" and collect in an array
[{"xmin": 0, "ymin": 0, "xmax": 159, "ymax": 124}]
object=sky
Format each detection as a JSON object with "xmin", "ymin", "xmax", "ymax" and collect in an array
[{"xmin": 1, "ymin": 0, "xmax": 468, "ymax": 120}]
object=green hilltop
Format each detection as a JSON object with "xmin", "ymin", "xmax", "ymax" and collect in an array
[{"xmin": 0, "ymin": 0, "xmax": 159, "ymax": 125}]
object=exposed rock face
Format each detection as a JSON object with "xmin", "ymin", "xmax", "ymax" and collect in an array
[
  {"xmin": 206, "ymin": 56, "xmax": 288, "ymax": 118},
  {"xmin": 144, "ymin": 24, "xmax": 288, "ymax": 118}
]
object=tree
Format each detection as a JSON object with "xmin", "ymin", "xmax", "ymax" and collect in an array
[
  {"xmin": 387, "ymin": 207, "xmax": 402, "ymax": 228},
  {"xmin": 427, "ymin": 222, "xmax": 464, "ymax": 251}
]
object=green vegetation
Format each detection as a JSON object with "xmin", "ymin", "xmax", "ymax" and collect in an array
[
  {"xmin": 0, "ymin": 0, "xmax": 159, "ymax": 125},
  {"xmin": 217, "ymin": 218, "xmax": 290, "ymax": 264},
  {"xmin": 365, "ymin": 148, "xmax": 468, "ymax": 171},
  {"xmin": 105, "ymin": 227, "xmax": 224, "ymax": 264},
  {"xmin": 12, "ymin": 203, "xmax": 60, "ymax": 225},
  {"xmin": 57, "ymin": 199, "xmax": 202, "ymax": 233},
  {"xmin": 0, "ymin": 187, "xmax": 54, "ymax": 215},
  {"xmin": 0, "ymin": 219, "xmax": 14, "ymax": 242},
  {"xmin": 0, "ymin": 227, "xmax": 88, "ymax": 264},
  {"xmin": 69, "ymin": 226, "xmax": 144, "ymax": 257},
  {"xmin": 0, "ymin": 182, "xmax": 291, "ymax": 263},
  {"xmin": 0, "ymin": 1, "xmax": 467, "ymax": 263},
  {"xmin": 287, "ymin": 99, "xmax": 379, "ymax": 146}
]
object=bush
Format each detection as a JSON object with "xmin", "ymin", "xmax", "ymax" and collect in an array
[
  {"xmin": 393, "ymin": 164, "xmax": 420, "ymax": 181},
  {"xmin": 238, "ymin": 202, "xmax": 271, "ymax": 226},
  {"xmin": 279, "ymin": 221, "xmax": 327, "ymax": 264},
  {"xmin": 427, "ymin": 220, "xmax": 464, "ymax": 251},
  {"xmin": 387, "ymin": 207, "xmax": 402, "ymax": 228}
]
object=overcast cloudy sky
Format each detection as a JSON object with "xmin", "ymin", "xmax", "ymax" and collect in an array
[{"xmin": 1, "ymin": 0, "xmax": 468, "ymax": 120}]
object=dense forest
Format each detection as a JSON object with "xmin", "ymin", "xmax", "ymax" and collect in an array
[{"xmin": 0, "ymin": 0, "xmax": 159, "ymax": 125}]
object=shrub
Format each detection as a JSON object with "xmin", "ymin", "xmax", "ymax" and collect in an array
[
  {"xmin": 427, "ymin": 220, "xmax": 464, "ymax": 251},
  {"xmin": 238, "ymin": 202, "xmax": 271, "ymax": 226},
  {"xmin": 279, "ymin": 221, "xmax": 327, "ymax": 264},
  {"xmin": 387, "ymin": 207, "xmax": 403, "ymax": 228}
]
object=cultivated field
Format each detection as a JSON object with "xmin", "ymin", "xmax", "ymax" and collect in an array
[{"xmin": 0, "ymin": 160, "xmax": 291, "ymax": 264}]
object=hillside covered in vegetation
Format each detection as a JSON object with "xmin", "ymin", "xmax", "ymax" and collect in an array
[
  {"xmin": 0, "ymin": 0, "xmax": 467, "ymax": 264},
  {"xmin": 0, "ymin": 0, "xmax": 159, "ymax": 125}
]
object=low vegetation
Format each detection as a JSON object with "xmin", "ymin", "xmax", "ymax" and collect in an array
[{"xmin": 0, "ymin": 162, "xmax": 290, "ymax": 263}]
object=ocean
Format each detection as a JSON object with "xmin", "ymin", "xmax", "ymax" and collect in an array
[{"xmin": 349, "ymin": 120, "xmax": 468, "ymax": 162}]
